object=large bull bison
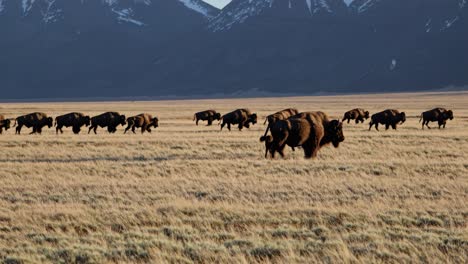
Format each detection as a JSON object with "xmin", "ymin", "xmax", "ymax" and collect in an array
[
  {"xmin": 220, "ymin": 109, "xmax": 257, "ymax": 131},
  {"xmin": 14, "ymin": 112, "xmax": 53, "ymax": 134},
  {"xmin": 193, "ymin": 110, "xmax": 221, "ymax": 126},
  {"xmin": 125, "ymin": 113, "xmax": 159, "ymax": 134},
  {"xmin": 342, "ymin": 108, "xmax": 370, "ymax": 124},
  {"xmin": 0, "ymin": 115, "xmax": 11, "ymax": 134},
  {"xmin": 369, "ymin": 109, "xmax": 406, "ymax": 131},
  {"xmin": 55, "ymin": 112, "xmax": 90, "ymax": 134},
  {"xmin": 88, "ymin": 112, "xmax": 126, "ymax": 134},
  {"xmin": 260, "ymin": 112, "xmax": 345, "ymax": 159},
  {"xmin": 263, "ymin": 108, "xmax": 299, "ymax": 136},
  {"xmin": 419, "ymin": 108, "xmax": 454, "ymax": 129}
]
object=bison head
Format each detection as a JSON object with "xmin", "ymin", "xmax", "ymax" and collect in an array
[
  {"xmin": 2, "ymin": 119, "xmax": 11, "ymax": 130},
  {"xmin": 83, "ymin": 116, "xmax": 91, "ymax": 127},
  {"xmin": 119, "ymin": 115, "xmax": 126, "ymax": 126},
  {"xmin": 445, "ymin": 110, "xmax": 454, "ymax": 120},
  {"xmin": 364, "ymin": 111, "xmax": 370, "ymax": 119},
  {"xmin": 152, "ymin": 117, "xmax": 159, "ymax": 128},
  {"xmin": 249, "ymin": 113, "xmax": 258, "ymax": 125},
  {"xmin": 72, "ymin": 126, "xmax": 81, "ymax": 134},
  {"xmin": 327, "ymin": 120, "xmax": 345, "ymax": 148},
  {"xmin": 398, "ymin": 112, "xmax": 406, "ymax": 124},
  {"xmin": 214, "ymin": 113, "xmax": 222, "ymax": 121},
  {"xmin": 46, "ymin": 117, "xmax": 54, "ymax": 128}
]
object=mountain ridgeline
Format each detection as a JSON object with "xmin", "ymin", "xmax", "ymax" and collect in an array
[{"xmin": 0, "ymin": 0, "xmax": 467, "ymax": 99}]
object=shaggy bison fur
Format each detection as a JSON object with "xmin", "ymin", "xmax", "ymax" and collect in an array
[
  {"xmin": 419, "ymin": 108, "xmax": 453, "ymax": 129},
  {"xmin": 194, "ymin": 110, "xmax": 221, "ymax": 126},
  {"xmin": 342, "ymin": 108, "xmax": 370, "ymax": 124},
  {"xmin": 220, "ymin": 109, "xmax": 257, "ymax": 131},
  {"xmin": 369, "ymin": 109, "xmax": 406, "ymax": 131},
  {"xmin": 125, "ymin": 113, "xmax": 159, "ymax": 134},
  {"xmin": 55, "ymin": 112, "xmax": 91, "ymax": 134},
  {"xmin": 14, "ymin": 112, "xmax": 53, "ymax": 135},
  {"xmin": 89, "ymin": 112, "xmax": 126, "ymax": 134},
  {"xmin": 260, "ymin": 111, "xmax": 345, "ymax": 159}
]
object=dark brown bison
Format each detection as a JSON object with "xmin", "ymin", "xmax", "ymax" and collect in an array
[
  {"xmin": 260, "ymin": 112, "xmax": 345, "ymax": 159},
  {"xmin": 124, "ymin": 113, "xmax": 159, "ymax": 134},
  {"xmin": 0, "ymin": 115, "xmax": 11, "ymax": 134},
  {"xmin": 14, "ymin": 112, "xmax": 53, "ymax": 134},
  {"xmin": 193, "ymin": 110, "xmax": 221, "ymax": 126},
  {"xmin": 55, "ymin": 112, "xmax": 90, "ymax": 134},
  {"xmin": 220, "ymin": 109, "xmax": 257, "ymax": 131},
  {"xmin": 369, "ymin": 109, "xmax": 406, "ymax": 131},
  {"xmin": 88, "ymin": 112, "xmax": 126, "ymax": 134},
  {"xmin": 342, "ymin": 108, "xmax": 370, "ymax": 124},
  {"xmin": 263, "ymin": 108, "xmax": 299, "ymax": 136},
  {"xmin": 419, "ymin": 108, "xmax": 454, "ymax": 129}
]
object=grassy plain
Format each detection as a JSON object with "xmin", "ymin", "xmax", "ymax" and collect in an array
[{"xmin": 0, "ymin": 92, "xmax": 467, "ymax": 263}]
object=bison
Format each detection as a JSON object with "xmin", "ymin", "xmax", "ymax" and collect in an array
[
  {"xmin": 0, "ymin": 115, "xmax": 11, "ymax": 134},
  {"xmin": 260, "ymin": 112, "xmax": 345, "ymax": 159},
  {"xmin": 55, "ymin": 112, "xmax": 91, "ymax": 134},
  {"xmin": 193, "ymin": 110, "xmax": 221, "ymax": 126},
  {"xmin": 342, "ymin": 108, "xmax": 370, "ymax": 124},
  {"xmin": 124, "ymin": 113, "xmax": 159, "ymax": 134},
  {"xmin": 419, "ymin": 108, "xmax": 454, "ymax": 129},
  {"xmin": 263, "ymin": 108, "xmax": 299, "ymax": 136},
  {"xmin": 14, "ymin": 112, "xmax": 53, "ymax": 134},
  {"xmin": 220, "ymin": 109, "xmax": 257, "ymax": 131},
  {"xmin": 369, "ymin": 109, "xmax": 406, "ymax": 131},
  {"xmin": 88, "ymin": 112, "xmax": 126, "ymax": 134}
]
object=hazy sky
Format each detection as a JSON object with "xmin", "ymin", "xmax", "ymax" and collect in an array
[{"xmin": 203, "ymin": 0, "xmax": 231, "ymax": 9}]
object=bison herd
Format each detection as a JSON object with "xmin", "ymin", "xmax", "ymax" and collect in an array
[
  {"xmin": 0, "ymin": 112, "xmax": 159, "ymax": 135},
  {"xmin": 0, "ymin": 107, "xmax": 455, "ymax": 159}
]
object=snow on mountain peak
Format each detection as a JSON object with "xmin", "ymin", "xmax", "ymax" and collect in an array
[
  {"xmin": 178, "ymin": 0, "xmax": 217, "ymax": 17},
  {"xmin": 209, "ymin": 0, "xmax": 346, "ymax": 32}
]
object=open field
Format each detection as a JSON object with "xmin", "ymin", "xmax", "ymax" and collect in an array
[{"xmin": 0, "ymin": 92, "xmax": 467, "ymax": 263}]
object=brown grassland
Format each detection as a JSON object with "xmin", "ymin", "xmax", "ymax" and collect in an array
[{"xmin": 0, "ymin": 92, "xmax": 467, "ymax": 263}]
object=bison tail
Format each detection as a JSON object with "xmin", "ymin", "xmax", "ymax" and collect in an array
[
  {"xmin": 13, "ymin": 119, "xmax": 17, "ymax": 127},
  {"xmin": 263, "ymin": 118, "xmax": 268, "ymax": 125},
  {"xmin": 260, "ymin": 135, "xmax": 272, "ymax": 143},
  {"xmin": 419, "ymin": 114, "xmax": 423, "ymax": 123},
  {"xmin": 193, "ymin": 114, "xmax": 196, "ymax": 121}
]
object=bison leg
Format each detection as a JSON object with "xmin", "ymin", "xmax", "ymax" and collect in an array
[
  {"xmin": 391, "ymin": 124, "xmax": 397, "ymax": 130},
  {"xmin": 16, "ymin": 124, "xmax": 23, "ymax": 134},
  {"xmin": 375, "ymin": 123, "xmax": 379, "ymax": 131},
  {"xmin": 207, "ymin": 118, "xmax": 213, "ymax": 126},
  {"xmin": 124, "ymin": 124, "xmax": 131, "ymax": 134},
  {"xmin": 0, "ymin": 127, "xmax": 2, "ymax": 134},
  {"xmin": 385, "ymin": 124, "xmax": 390, "ymax": 130},
  {"xmin": 141, "ymin": 125, "xmax": 147, "ymax": 134},
  {"xmin": 238, "ymin": 123, "xmax": 243, "ymax": 131},
  {"xmin": 278, "ymin": 144, "xmax": 287, "ymax": 158},
  {"xmin": 227, "ymin": 123, "xmax": 231, "ymax": 131},
  {"xmin": 425, "ymin": 121, "xmax": 431, "ymax": 130},
  {"xmin": 196, "ymin": 119, "xmax": 199, "ymax": 126},
  {"xmin": 368, "ymin": 122, "xmax": 374, "ymax": 131}
]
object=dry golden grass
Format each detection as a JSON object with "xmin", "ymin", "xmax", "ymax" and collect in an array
[{"xmin": 0, "ymin": 92, "xmax": 467, "ymax": 263}]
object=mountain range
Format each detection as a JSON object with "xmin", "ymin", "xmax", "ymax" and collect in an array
[{"xmin": 0, "ymin": 0, "xmax": 467, "ymax": 99}]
